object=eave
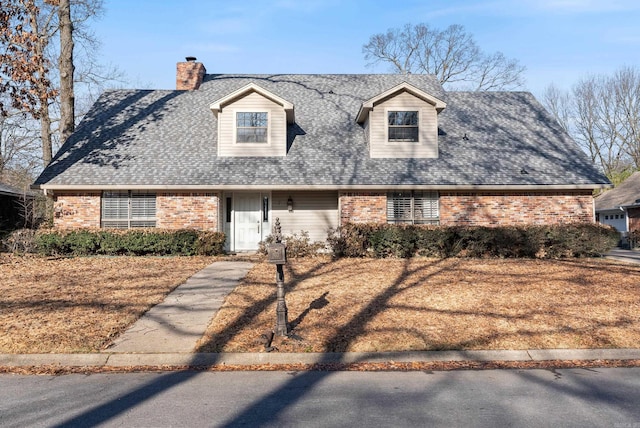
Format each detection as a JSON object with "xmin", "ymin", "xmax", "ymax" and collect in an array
[
  {"xmin": 33, "ymin": 183, "xmax": 609, "ymax": 192},
  {"xmin": 356, "ymin": 81, "xmax": 447, "ymax": 124},
  {"xmin": 209, "ymin": 82, "xmax": 295, "ymax": 124}
]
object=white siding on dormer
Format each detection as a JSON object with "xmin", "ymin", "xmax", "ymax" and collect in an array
[
  {"xmin": 218, "ymin": 91, "xmax": 287, "ymax": 157},
  {"xmin": 369, "ymin": 91, "xmax": 438, "ymax": 159}
]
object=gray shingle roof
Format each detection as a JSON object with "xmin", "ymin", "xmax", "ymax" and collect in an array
[
  {"xmin": 34, "ymin": 73, "xmax": 610, "ymax": 189},
  {"xmin": 595, "ymin": 171, "xmax": 640, "ymax": 210},
  {"xmin": 0, "ymin": 182, "xmax": 32, "ymax": 197}
]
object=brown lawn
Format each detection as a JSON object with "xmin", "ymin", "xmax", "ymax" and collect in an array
[
  {"xmin": 0, "ymin": 254, "xmax": 216, "ymax": 353},
  {"xmin": 197, "ymin": 257, "xmax": 640, "ymax": 353},
  {"xmin": 1, "ymin": 253, "xmax": 639, "ymax": 354}
]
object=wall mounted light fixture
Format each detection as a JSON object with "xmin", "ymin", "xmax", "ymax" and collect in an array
[{"xmin": 287, "ymin": 196, "xmax": 293, "ymax": 212}]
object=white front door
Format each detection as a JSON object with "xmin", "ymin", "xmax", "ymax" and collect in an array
[{"xmin": 234, "ymin": 193, "xmax": 262, "ymax": 250}]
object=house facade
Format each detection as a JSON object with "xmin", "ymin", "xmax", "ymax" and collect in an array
[
  {"xmin": 595, "ymin": 171, "xmax": 640, "ymax": 238},
  {"xmin": 33, "ymin": 59, "xmax": 610, "ymax": 251}
]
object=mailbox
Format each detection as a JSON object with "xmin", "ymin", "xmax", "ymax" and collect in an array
[{"xmin": 267, "ymin": 243, "xmax": 287, "ymax": 264}]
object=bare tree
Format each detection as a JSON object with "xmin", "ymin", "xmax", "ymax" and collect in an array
[
  {"xmin": 0, "ymin": 107, "xmax": 41, "ymax": 177},
  {"xmin": 612, "ymin": 67, "xmax": 640, "ymax": 170},
  {"xmin": 58, "ymin": 0, "xmax": 74, "ymax": 143},
  {"xmin": 363, "ymin": 23, "xmax": 526, "ymax": 91},
  {"xmin": 542, "ymin": 83, "xmax": 571, "ymax": 133},
  {"xmin": 2, "ymin": 0, "xmax": 120, "ymax": 170},
  {"xmin": 542, "ymin": 66, "xmax": 640, "ymax": 185}
]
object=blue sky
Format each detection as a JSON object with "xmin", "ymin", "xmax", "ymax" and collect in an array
[{"xmin": 93, "ymin": 0, "xmax": 640, "ymax": 98}]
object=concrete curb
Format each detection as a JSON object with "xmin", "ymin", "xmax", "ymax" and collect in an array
[{"xmin": 2, "ymin": 349, "xmax": 640, "ymax": 368}]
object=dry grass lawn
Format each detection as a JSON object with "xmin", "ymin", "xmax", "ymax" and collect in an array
[
  {"xmin": 197, "ymin": 257, "xmax": 640, "ymax": 353},
  {"xmin": 0, "ymin": 254, "xmax": 216, "ymax": 353},
  {"xmin": 2, "ymin": 253, "xmax": 640, "ymax": 354}
]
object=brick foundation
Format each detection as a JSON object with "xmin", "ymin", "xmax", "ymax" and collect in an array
[{"xmin": 339, "ymin": 192, "xmax": 386, "ymax": 223}]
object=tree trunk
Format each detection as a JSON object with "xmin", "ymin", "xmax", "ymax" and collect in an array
[{"xmin": 58, "ymin": 0, "xmax": 74, "ymax": 144}]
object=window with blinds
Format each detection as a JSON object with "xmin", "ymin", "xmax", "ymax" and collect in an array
[
  {"xmin": 101, "ymin": 191, "xmax": 156, "ymax": 228},
  {"xmin": 387, "ymin": 191, "xmax": 439, "ymax": 224}
]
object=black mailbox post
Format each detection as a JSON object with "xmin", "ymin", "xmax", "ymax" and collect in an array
[{"xmin": 267, "ymin": 218, "xmax": 289, "ymax": 336}]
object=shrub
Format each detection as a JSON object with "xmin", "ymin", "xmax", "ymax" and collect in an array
[
  {"xmin": 259, "ymin": 230, "xmax": 325, "ymax": 258},
  {"xmin": 329, "ymin": 222, "xmax": 620, "ymax": 259},
  {"xmin": 1, "ymin": 229, "xmax": 38, "ymax": 254},
  {"xmin": 32, "ymin": 229, "xmax": 226, "ymax": 256},
  {"xmin": 196, "ymin": 231, "xmax": 226, "ymax": 255}
]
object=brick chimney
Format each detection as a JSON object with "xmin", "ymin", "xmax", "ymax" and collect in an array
[{"xmin": 176, "ymin": 57, "xmax": 206, "ymax": 90}]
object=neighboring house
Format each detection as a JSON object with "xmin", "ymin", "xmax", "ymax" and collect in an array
[
  {"xmin": 0, "ymin": 182, "xmax": 33, "ymax": 230},
  {"xmin": 33, "ymin": 58, "xmax": 610, "ymax": 252},
  {"xmin": 595, "ymin": 171, "xmax": 640, "ymax": 238}
]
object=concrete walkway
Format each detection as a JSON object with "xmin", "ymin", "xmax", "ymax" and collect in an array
[
  {"xmin": 106, "ymin": 261, "xmax": 254, "ymax": 353},
  {"xmin": 604, "ymin": 248, "xmax": 640, "ymax": 264}
]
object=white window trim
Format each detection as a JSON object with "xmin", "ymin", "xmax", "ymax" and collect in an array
[
  {"xmin": 385, "ymin": 108, "xmax": 421, "ymax": 144},
  {"xmin": 233, "ymin": 109, "xmax": 271, "ymax": 146}
]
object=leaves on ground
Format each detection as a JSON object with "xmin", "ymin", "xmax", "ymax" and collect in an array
[
  {"xmin": 0, "ymin": 254, "xmax": 215, "ymax": 353},
  {"xmin": 197, "ymin": 257, "xmax": 640, "ymax": 353}
]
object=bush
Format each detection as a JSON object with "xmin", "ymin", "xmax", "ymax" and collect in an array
[
  {"xmin": 1, "ymin": 229, "xmax": 38, "ymax": 254},
  {"xmin": 259, "ymin": 230, "xmax": 325, "ymax": 258},
  {"xmin": 328, "ymin": 223, "xmax": 620, "ymax": 259},
  {"xmin": 31, "ymin": 229, "xmax": 226, "ymax": 256}
]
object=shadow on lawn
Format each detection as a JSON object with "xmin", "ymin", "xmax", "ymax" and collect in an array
[
  {"xmin": 56, "ymin": 257, "xmax": 457, "ymax": 427},
  {"xmin": 53, "ymin": 256, "xmax": 640, "ymax": 427}
]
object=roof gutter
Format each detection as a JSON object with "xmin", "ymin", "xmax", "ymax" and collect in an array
[{"xmin": 33, "ymin": 183, "xmax": 611, "ymax": 192}]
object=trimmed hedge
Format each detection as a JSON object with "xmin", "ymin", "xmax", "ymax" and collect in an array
[
  {"xmin": 31, "ymin": 229, "xmax": 226, "ymax": 256},
  {"xmin": 328, "ymin": 223, "xmax": 620, "ymax": 259}
]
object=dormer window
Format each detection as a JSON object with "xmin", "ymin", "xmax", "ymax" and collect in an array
[
  {"xmin": 210, "ymin": 83, "xmax": 294, "ymax": 156},
  {"xmin": 236, "ymin": 112, "xmax": 268, "ymax": 143},
  {"xmin": 356, "ymin": 82, "xmax": 445, "ymax": 159},
  {"xmin": 388, "ymin": 111, "xmax": 419, "ymax": 142}
]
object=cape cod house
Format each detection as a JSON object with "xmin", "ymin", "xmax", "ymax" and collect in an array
[{"xmin": 33, "ymin": 58, "xmax": 610, "ymax": 252}]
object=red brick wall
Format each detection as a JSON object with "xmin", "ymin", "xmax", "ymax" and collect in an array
[
  {"xmin": 339, "ymin": 192, "xmax": 387, "ymax": 223},
  {"xmin": 338, "ymin": 190, "xmax": 595, "ymax": 226},
  {"xmin": 156, "ymin": 193, "xmax": 219, "ymax": 230},
  {"xmin": 53, "ymin": 192, "xmax": 101, "ymax": 228},
  {"xmin": 53, "ymin": 192, "xmax": 220, "ymax": 230},
  {"xmin": 439, "ymin": 191, "xmax": 594, "ymax": 226}
]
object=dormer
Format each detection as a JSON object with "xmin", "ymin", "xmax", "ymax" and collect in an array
[
  {"xmin": 210, "ymin": 83, "xmax": 294, "ymax": 157},
  {"xmin": 356, "ymin": 82, "xmax": 446, "ymax": 159}
]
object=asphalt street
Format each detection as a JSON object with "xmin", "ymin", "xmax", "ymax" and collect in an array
[{"xmin": 2, "ymin": 367, "xmax": 640, "ymax": 427}]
